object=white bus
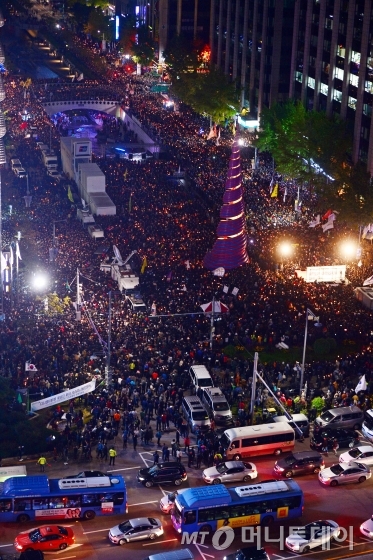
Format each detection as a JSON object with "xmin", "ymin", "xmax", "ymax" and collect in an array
[{"xmin": 221, "ymin": 423, "xmax": 295, "ymax": 460}]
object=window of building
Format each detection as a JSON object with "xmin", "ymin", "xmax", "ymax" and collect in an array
[
  {"xmin": 325, "ymin": 18, "xmax": 333, "ymax": 30},
  {"xmin": 361, "ymin": 125, "xmax": 370, "ymax": 138},
  {"xmin": 339, "ymin": 22, "xmax": 346, "ymax": 34},
  {"xmin": 365, "ymin": 80, "xmax": 373, "ymax": 93},
  {"xmin": 348, "ymin": 96, "xmax": 357, "ymax": 109},
  {"xmin": 334, "ymin": 91, "xmax": 342, "ymax": 102},
  {"xmin": 335, "ymin": 68, "xmax": 344, "ymax": 80},
  {"xmin": 351, "ymin": 51, "xmax": 361, "ymax": 64},
  {"xmin": 320, "ymin": 83, "xmax": 328, "ymax": 95},
  {"xmin": 363, "ymin": 104, "xmax": 372, "ymax": 117},
  {"xmin": 337, "ymin": 45, "xmax": 346, "ymax": 58},
  {"xmin": 308, "ymin": 77, "xmax": 315, "ymax": 89},
  {"xmin": 295, "ymin": 71, "xmax": 303, "ymax": 83},
  {"xmin": 309, "ymin": 56, "xmax": 316, "ymax": 67},
  {"xmin": 350, "ymin": 74, "xmax": 359, "ymax": 87}
]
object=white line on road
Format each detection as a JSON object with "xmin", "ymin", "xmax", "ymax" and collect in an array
[
  {"xmin": 194, "ymin": 543, "xmax": 215, "ymax": 560},
  {"xmin": 129, "ymin": 500, "xmax": 159, "ymax": 506},
  {"xmin": 107, "ymin": 467, "xmax": 142, "ymax": 471},
  {"xmin": 0, "ymin": 545, "xmax": 13, "ymax": 548},
  {"xmin": 142, "ymin": 539, "xmax": 178, "ymax": 547}
]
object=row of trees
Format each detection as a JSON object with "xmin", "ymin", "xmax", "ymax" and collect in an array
[{"xmin": 257, "ymin": 100, "xmax": 373, "ymax": 224}]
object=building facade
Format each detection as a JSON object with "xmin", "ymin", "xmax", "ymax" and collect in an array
[{"xmin": 210, "ymin": 0, "xmax": 373, "ymax": 173}]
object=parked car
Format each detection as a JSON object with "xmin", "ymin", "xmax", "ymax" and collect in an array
[
  {"xmin": 14, "ymin": 167, "xmax": 27, "ymax": 178},
  {"xmin": 339, "ymin": 445, "xmax": 373, "ymax": 466},
  {"xmin": 310, "ymin": 427, "xmax": 359, "ymax": 451},
  {"xmin": 160, "ymin": 489, "xmax": 188, "ymax": 514},
  {"xmin": 14, "ymin": 526, "xmax": 75, "ymax": 552},
  {"xmin": 202, "ymin": 461, "xmax": 257, "ymax": 485},
  {"xmin": 137, "ymin": 462, "xmax": 187, "ymax": 487},
  {"xmin": 274, "ymin": 451, "xmax": 324, "ymax": 478},
  {"xmin": 285, "ymin": 520, "xmax": 340, "ymax": 553},
  {"xmin": 47, "ymin": 169, "xmax": 61, "ymax": 180},
  {"xmin": 108, "ymin": 517, "xmax": 163, "ymax": 545},
  {"xmin": 318, "ymin": 461, "xmax": 371, "ymax": 486},
  {"xmin": 360, "ymin": 515, "xmax": 373, "ymax": 539},
  {"xmin": 223, "ymin": 547, "xmax": 270, "ymax": 560}
]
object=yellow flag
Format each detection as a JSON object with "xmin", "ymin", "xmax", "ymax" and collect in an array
[
  {"xmin": 68, "ymin": 186, "xmax": 74, "ymax": 203},
  {"xmin": 271, "ymin": 183, "xmax": 278, "ymax": 198},
  {"xmin": 141, "ymin": 256, "xmax": 147, "ymax": 274},
  {"xmin": 123, "ymin": 170, "xmax": 128, "ymax": 180}
]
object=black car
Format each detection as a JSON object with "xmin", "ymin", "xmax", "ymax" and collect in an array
[
  {"xmin": 310, "ymin": 427, "xmax": 360, "ymax": 451},
  {"xmin": 274, "ymin": 451, "xmax": 324, "ymax": 478},
  {"xmin": 224, "ymin": 547, "xmax": 270, "ymax": 560},
  {"xmin": 137, "ymin": 462, "xmax": 187, "ymax": 488}
]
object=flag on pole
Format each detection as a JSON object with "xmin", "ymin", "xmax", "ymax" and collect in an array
[
  {"xmin": 283, "ymin": 186, "xmax": 288, "ymax": 203},
  {"xmin": 184, "ymin": 260, "xmax": 190, "ymax": 270},
  {"xmin": 151, "ymin": 302, "xmax": 156, "ymax": 316},
  {"xmin": 363, "ymin": 274, "xmax": 373, "ymax": 286},
  {"xmin": 123, "ymin": 169, "xmax": 128, "ymax": 181},
  {"xmin": 269, "ymin": 176, "xmax": 274, "ymax": 194},
  {"xmin": 140, "ymin": 256, "xmax": 147, "ymax": 274},
  {"xmin": 128, "ymin": 193, "xmax": 132, "ymax": 213},
  {"xmin": 309, "ymin": 215, "xmax": 321, "ymax": 228},
  {"xmin": 271, "ymin": 183, "xmax": 278, "ymax": 198},
  {"xmin": 223, "ymin": 285, "xmax": 229, "ymax": 293},
  {"xmin": 322, "ymin": 221, "xmax": 334, "ymax": 233},
  {"xmin": 67, "ymin": 186, "xmax": 74, "ymax": 203},
  {"xmin": 207, "ymin": 126, "xmax": 217, "ymax": 140},
  {"xmin": 232, "ymin": 287, "xmax": 239, "ymax": 296},
  {"xmin": 16, "ymin": 242, "xmax": 22, "ymax": 261},
  {"xmin": 355, "ymin": 374, "xmax": 367, "ymax": 393},
  {"xmin": 9, "ymin": 246, "xmax": 14, "ymax": 267},
  {"xmin": 322, "ymin": 209, "xmax": 333, "ymax": 220},
  {"xmin": 25, "ymin": 362, "xmax": 38, "ymax": 372}
]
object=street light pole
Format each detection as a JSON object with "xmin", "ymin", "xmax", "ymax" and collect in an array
[
  {"xmin": 105, "ymin": 290, "xmax": 112, "ymax": 389},
  {"xmin": 300, "ymin": 309, "xmax": 319, "ymax": 395},
  {"xmin": 250, "ymin": 352, "xmax": 259, "ymax": 425}
]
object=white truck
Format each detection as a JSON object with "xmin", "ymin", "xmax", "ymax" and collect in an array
[{"xmin": 43, "ymin": 152, "xmax": 58, "ymax": 169}]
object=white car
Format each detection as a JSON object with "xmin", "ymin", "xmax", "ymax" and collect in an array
[
  {"xmin": 360, "ymin": 515, "xmax": 373, "ymax": 538},
  {"xmin": 285, "ymin": 520, "xmax": 340, "ymax": 553},
  {"xmin": 108, "ymin": 517, "xmax": 163, "ymax": 545},
  {"xmin": 160, "ymin": 489, "xmax": 188, "ymax": 514},
  {"xmin": 202, "ymin": 461, "xmax": 257, "ymax": 485},
  {"xmin": 339, "ymin": 445, "xmax": 373, "ymax": 466},
  {"xmin": 47, "ymin": 169, "xmax": 61, "ymax": 180},
  {"xmin": 14, "ymin": 167, "xmax": 27, "ymax": 178}
]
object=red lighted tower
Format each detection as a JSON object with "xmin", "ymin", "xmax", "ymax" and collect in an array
[{"xmin": 203, "ymin": 137, "xmax": 249, "ymax": 270}]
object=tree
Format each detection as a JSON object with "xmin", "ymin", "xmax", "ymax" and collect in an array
[
  {"xmin": 131, "ymin": 25, "xmax": 155, "ymax": 69},
  {"xmin": 163, "ymin": 35, "xmax": 199, "ymax": 77}
]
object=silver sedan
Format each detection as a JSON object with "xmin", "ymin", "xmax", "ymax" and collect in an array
[
  {"xmin": 202, "ymin": 461, "xmax": 257, "ymax": 485},
  {"xmin": 108, "ymin": 518, "xmax": 163, "ymax": 545},
  {"xmin": 339, "ymin": 445, "xmax": 373, "ymax": 466},
  {"xmin": 318, "ymin": 461, "xmax": 371, "ymax": 486}
]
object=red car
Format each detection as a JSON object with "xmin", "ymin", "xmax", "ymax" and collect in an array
[{"xmin": 14, "ymin": 525, "xmax": 75, "ymax": 552}]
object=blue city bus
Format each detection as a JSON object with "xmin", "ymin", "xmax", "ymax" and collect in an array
[
  {"xmin": 0, "ymin": 475, "xmax": 127, "ymax": 523},
  {"xmin": 171, "ymin": 480, "xmax": 303, "ymax": 534}
]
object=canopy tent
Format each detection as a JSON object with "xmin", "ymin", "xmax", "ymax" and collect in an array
[{"xmin": 200, "ymin": 300, "xmax": 229, "ymax": 314}]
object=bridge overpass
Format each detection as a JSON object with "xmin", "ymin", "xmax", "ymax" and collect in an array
[{"xmin": 42, "ymin": 99, "xmax": 119, "ymax": 117}]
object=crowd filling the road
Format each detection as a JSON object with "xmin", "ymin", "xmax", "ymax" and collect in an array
[{"xmin": 2, "ymin": 32, "xmax": 373, "ymax": 464}]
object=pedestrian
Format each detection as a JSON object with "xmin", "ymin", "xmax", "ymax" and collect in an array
[
  {"xmin": 109, "ymin": 447, "xmax": 117, "ymax": 465},
  {"xmin": 133, "ymin": 433, "xmax": 138, "ymax": 451},
  {"xmin": 332, "ymin": 439, "xmax": 339, "ymax": 456},
  {"xmin": 122, "ymin": 430, "xmax": 128, "ymax": 449},
  {"xmin": 322, "ymin": 437, "xmax": 329, "ymax": 455},
  {"xmin": 153, "ymin": 450, "xmax": 159, "ymax": 465},
  {"xmin": 196, "ymin": 450, "xmax": 203, "ymax": 469},
  {"xmin": 156, "ymin": 430, "xmax": 162, "ymax": 446},
  {"xmin": 37, "ymin": 455, "xmax": 47, "ymax": 472},
  {"xmin": 102, "ymin": 443, "xmax": 108, "ymax": 461},
  {"xmin": 18, "ymin": 445, "xmax": 24, "ymax": 462},
  {"xmin": 63, "ymin": 445, "xmax": 69, "ymax": 465},
  {"xmin": 188, "ymin": 448, "xmax": 195, "ymax": 468},
  {"xmin": 176, "ymin": 448, "xmax": 182, "ymax": 463},
  {"xmin": 96, "ymin": 441, "xmax": 104, "ymax": 459},
  {"xmin": 184, "ymin": 435, "xmax": 190, "ymax": 453}
]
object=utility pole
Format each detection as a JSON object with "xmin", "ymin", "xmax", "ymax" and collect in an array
[
  {"xmin": 209, "ymin": 295, "xmax": 215, "ymax": 349},
  {"xmin": 250, "ymin": 352, "xmax": 258, "ymax": 425},
  {"xmin": 76, "ymin": 267, "xmax": 81, "ymax": 321}
]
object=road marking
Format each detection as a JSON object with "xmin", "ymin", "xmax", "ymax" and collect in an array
[
  {"xmin": 83, "ymin": 528, "xmax": 111, "ymax": 534},
  {"xmin": 129, "ymin": 500, "xmax": 159, "ymax": 506},
  {"xmin": 193, "ymin": 543, "xmax": 215, "ymax": 560},
  {"xmin": 108, "ymin": 466, "xmax": 142, "ymax": 471},
  {"xmin": 142, "ymin": 539, "xmax": 178, "ymax": 547},
  {"xmin": 0, "ymin": 545, "xmax": 13, "ymax": 548}
]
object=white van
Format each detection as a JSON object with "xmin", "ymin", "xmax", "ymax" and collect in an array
[
  {"xmin": 182, "ymin": 395, "xmax": 211, "ymax": 433},
  {"xmin": 273, "ymin": 413, "xmax": 310, "ymax": 438},
  {"xmin": 314, "ymin": 405, "xmax": 364, "ymax": 430},
  {"xmin": 189, "ymin": 365, "xmax": 213, "ymax": 394}
]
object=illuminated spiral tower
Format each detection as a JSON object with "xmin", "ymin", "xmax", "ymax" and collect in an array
[{"xmin": 203, "ymin": 136, "xmax": 249, "ymax": 270}]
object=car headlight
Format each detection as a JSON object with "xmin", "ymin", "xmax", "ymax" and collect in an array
[
  {"xmin": 276, "ymin": 466, "xmax": 284, "ymax": 471},
  {"xmin": 138, "ymin": 476, "xmax": 145, "ymax": 481}
]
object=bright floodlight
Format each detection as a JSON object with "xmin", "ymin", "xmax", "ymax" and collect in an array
[
  {"xmin": 278, "ymin": 241, "xmax": 293, "ymax": 258},
  {"xmin": 32, "ymin": 273, "xmax": 49, "ymax": 291},
  {"xmin": 340, "ymin": 240, "xmax": 356, "ymax": 260},
  {"xmin": 238, "ymin": 138, "xmax": 245, "ymax": 146}
]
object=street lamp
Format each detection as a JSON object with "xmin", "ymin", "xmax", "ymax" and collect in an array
[
  {"xmin": 277, "ymin": 241, "xmax": 293, "ymax": 270},
  {"xmin": 340, "ymin": 239, "xmax": 357, "ymax": 261},
  {"xmin": 300, "ymin": 309, "xmax": 320, "ymax": 396},
  {"xmin": 32, "ymin": 272, "xmax": 49, "ymax": 291}
]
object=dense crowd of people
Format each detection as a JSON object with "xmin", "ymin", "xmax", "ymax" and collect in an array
[{"xmin": 1, "ymin": 34, "xmax": 373, "ymax": 461}]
